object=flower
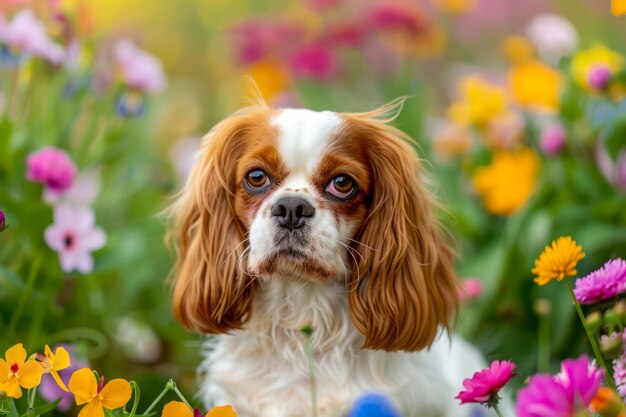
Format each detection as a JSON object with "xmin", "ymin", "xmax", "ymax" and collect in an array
[
  {"xmin": 429, "ymin": 0, "xmax": 477, "ymax": 14},
  {"xmin": 116, "ymin": 90, "xmax": 146, "ymax": 118},
  {"xmin": 230, "ymin": 19, "xmax": 301, "ymax": 66},
  {"xmin": 68, "ymin": 368, "xmax": 132, "ymax": 417},
  {"xmin": 539, "ymin": 123, "xmax": 567, "ymax": 155},
  {"xmin": 161, "ymin": 400, "xmax": 237, "ymax": 417},
  {"xmin": 26, "ymin": 147, "xmax": 77, "ymax": 194},
  {"xmin": 571, "ymin": 44, "xmax": 624, "ymax": 91},
  {"xmin": 432, "ymin": 122, "xmax": 472, "ymax": 159},
  {"xmin": 612, "ymin": 0, "xmax": 626, "ymax": 16},
  {"xmin": 615, "ymin": 354, "xmax": 626, "ymax": 398},
  {"xmin": 44, "ymin": 205, "xmax": 106, "ymax": 274},
  {"xmin": 502, "ymin": 35, "xmax": 535, "ymax": 66},
  {"xmin": 36, "ymin": 345, "xmax": 70, "ymax": 392},
  {"xmin": 0, "ymin": 9, "xmax": 65, "ymax": 64},
  {"xmin": 591, "ymin": 387, "xmax": 625, "ymax": 417},
  {"xmin": 532, "ymin": 236, "xmax": 585, "ymax": 286},
  {"xmin": 588, "ymin": 65, "xmax": 613, "ymax": 91},
  {"xmin": 0, "ymin": 210, "xmax": 7, "ymax": 232},
  {"xmin": 114, "ymin": 39, "xmax": 166, "ymax": 93},
  {"xmin": 484, "ymin": 113, "xmax": 525, "ymax": 150},
  {"xmin": 288, "ymin": 43, "xmax": 339, "ymax": 81},
  {"xmin": 39, "ymin": 345, "xmax": 88, "ymax": 412},
  {"xmin": 347, "ymin": 393, "xmax": 402, "ymax": 417},
  {"xmin": 573, "ymin": 259, "xmax": 626, "ymax": 305},
  {"xmin": 507, "ymin": 60, "xmax": 562, "ymax": 113},
  {"xmin": 516, "ymin": 355, "xmax": 603, "ymax": 417},
  {"xmin": 43, "ymin": 169, "xmax": 100, "ymax": 207},
  {"xmin": 472, "ymin": 148, "xmax": 540, "ymax": 216},
  {"xmin": 456, "ymin": 360, "xmax": 517, "ymax": 405},
  {"xmin": 448, "ymin": 77, "xmax": 508, "ymax": 128},
  {"xmin": 460, "ymin": 278, "xmax": 483, "ymax": 301},
  {"xmin": 525, "ymin": 14, "xmax": 578, "ymax": 62},
  {"xmin": 0, "ymin": 343, "xmax": 44, "ymax": 399},
  {"xmin": 596, "ymin": 142, "xmax": 626, "ymax": 190}
]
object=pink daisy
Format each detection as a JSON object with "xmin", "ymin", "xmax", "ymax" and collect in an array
[
  {"xmin": 573, "ymin": 258, "xmax": 626, "ymax": 305},
  {"xmin": 456, "ymin": 360, "xmax": 517, "ymax": 405}
]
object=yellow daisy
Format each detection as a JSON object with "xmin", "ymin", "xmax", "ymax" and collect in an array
[{"xmin": 532, "ymin": 236, "xmax": 585, "ymax": 286}]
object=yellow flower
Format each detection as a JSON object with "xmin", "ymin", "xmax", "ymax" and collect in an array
[
  {"xmin": 502, "ymin": 36, "xmax": 535, "ymax": 66},
  {"xmin": 36, "ymin": 345, "xmax": 71, "ymax": 392},
  {"xmin": 69, "ymin": 368, "xmax": 132, "ymax": 417},
  {"xmin": 612, "ymin": 0, "xmax": 626, "ymax": 16},
  {"xmin": 429, "ymin": 0, "xmax": 477, "ymax": 14},
  {"xmin": 508, "ymin": 60, "xmax": 562, "ymax": 113},
  {"xmin": 571, "ymin": 44, "xmax": 625, "ymax": 90},
  {"xmin": 0, "ymin": 343, "xmax": 44, "ymax": 399},
  {"xmin": 472, "ymin": 148, "xmax": 540, "ymax": 216},
  {"xmin": 532, "ymin": 236, "xmax": 585, "ymax": 286},
  {"xmin": 449, "ymin": 76, "xmax": 508, "ymax": 128},
  {"xmin": 245, "ymin": 60, "xmax": 292, "ymax": 104},
  {"xmin": 162, "ymin": 401, "xmax": 237, "ymax": 417}
]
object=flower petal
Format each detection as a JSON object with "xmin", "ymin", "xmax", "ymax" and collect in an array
[
  {"xmin": 81, "ymin": 228, "xmax": 106, "ymax": 251},
  {"xmin": 51, "ymin": 346, "xmax": 71, "ymax": 371},
  {"xmin": 69, "ymin": 368, "xmax": 97, "ymax": 405},
  {"xmin": 100, "ymin": 379, "xmax": 132, "ymax": 409},
  {"xmin": 5, "ymin": 343, "xmax": 26, "ymax": 366},
  {"xmin": 16, "ymin": 360, "xmax": 43, "ymax": 389},
  {"xmin": 0, "ymin": 359, "xmax": 9, "ymax": 384},
  {"xmin": 52, "ymin": 369, "xmax": 70, "ymax": 392},
  {"xmin": 3, "ymin": 378, "xmax": 23, "ymax": 398},
  {"xmin": 162, "ymin": 401, "xmax": 194, "ymax": 417},
  {"xmin": 44, "ymin": 225, "xmax": 65, "ymax": 251},
  {"xmin": 206, "ymin": 405, "xmax": 237, "ymax": 417},
  {"xmin": 78, "ymin": 399, "xmax": 105, "ymax": 417},
  {"xmin": 74, "ymin": 252, "xmax": 95, "ymax": 274}
]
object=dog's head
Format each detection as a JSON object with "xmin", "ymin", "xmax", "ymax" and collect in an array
[{"xmin": 169, "ymin": 98, "xmax": 459, "ymax": 351}]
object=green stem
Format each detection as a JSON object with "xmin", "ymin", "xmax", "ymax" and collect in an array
[
  {"xmin": 564, "ymin": 279, "xmax": 615, "ymax": 390},
  {"xmin": 538, "ymin": 313, "xmax": 550, "ymax": 373},
  {"xmin": 142, "ymin": 383, "xmax": 172, "ymax": 415},
  {"xmin": 492, "ymin": 403, "xmax": 505, "ymax": 417},
  {"xmin": 170, "ymin": 381, "xmax": 192, "ymax": 409},
  {"xmin": 305, "ymin": 333, "xmax": 318, "ymax": 417},
  {"xmin": 128, "ymin": 381, "xmax": 140, "ymax": 417},
  {"xmin": 7, "ymin": 256, "xmax": 41, "ymax": 341}
]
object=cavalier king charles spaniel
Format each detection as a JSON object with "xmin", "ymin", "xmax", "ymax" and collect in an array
[{"xmin": 168, "ymin": 95, "xmax": 499, "ymax": 417}]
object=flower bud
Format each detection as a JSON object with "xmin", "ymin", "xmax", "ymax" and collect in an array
[
  {"xmin": 588, "ymin": 65, "xmax": 613, "ymax": 91},
  {"xmin": 539, "ymin": 124, "xmax": 566, "ymax": 156},
  {"xmin": 534, "ymin": 298, "xmax": 552, "ymax": 316},
  {"xmin": 592, "ymin": 387, "xmax": 626, "ymax": 417},
  {"xmin": 600, "ymin": 332, "xmax": 624, "ymax": 357},
  {"xmin": 614, "ymin": 301, "xmax": 626, "ymax": 324},
  {"xmin": 0, "ymin": 211, "xmax": 5, "ymax": 232},
  {"xmin": 586, "ymin": 311, "xmax": 603, "ymax": 331}
]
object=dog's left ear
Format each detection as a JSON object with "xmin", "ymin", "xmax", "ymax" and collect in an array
[{"xmin": 345, "ymin": 113, "xmax": 460, "ymax": 352}]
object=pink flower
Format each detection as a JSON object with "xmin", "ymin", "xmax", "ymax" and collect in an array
[
  {"xmin": 459, "ymin": 278, "xmax": 483, "ymax": 301},
  {"xmin": 539, "ymin": 124, "xmax": 567, "ymax": 156},
  {"xmin": 456, "ymin": 360, "xmax": 517, "ymax": 405},
  {"xmin": 588, "ymin": 65, "xmax": 613, "ymax": 90},
  {"xmin": 368, "ymin": 2, "xmax": 427, "ymax": 35},
  {"xmin": 596, "ymin": 141, "xmax": 626, "ymax": 190},
  {"xmin": 0, "ymin": 210, "xmax": 6, "ymax": 232},
  {"xmin": 516, "ymin": 355, "xmax": 604, "ymax": 417},
  {"xmin": 114, "ymin": 39, "xmax": 166, "ymax": 93},
  {"xmin": 573, "ymin": 258, "xmax": 626, "ymax": 305},
  {"xmin": 44, "ymin": 205, "xmax": 106, "ymax": 273},
  {"xmin": 324, "ymin": 22, "xmax": 366, "ymax": 48},
  {"xmin": 26, "ymin": 147, "xmax": 77, "ymax": 193},
  {"xmin": 230, "ymin": 19, "xmax": 301, "ymax": 66},
  {"xmin": 525, "ymin": 14, "xmax": 578, "ymax": 63},
  {"xmin": 1, "ymin": 9, "xmax": 65, "ymax": 64},
  {"xmin": 288, "ymin": 43, "xmax": 340, "ymax": 81},
  {"xmin": 43, "ymin": 169, "xmax": 100, "ymax": 207},
  {"xmin": 615, "ymin": 354, "xmax": 626, "ymax": 398}
]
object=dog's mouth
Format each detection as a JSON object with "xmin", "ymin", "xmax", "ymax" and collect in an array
[{"xmin": 250, "ymin": 246, "xmax": 335, "ymax": 281}]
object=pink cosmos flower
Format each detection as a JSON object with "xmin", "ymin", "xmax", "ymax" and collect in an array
[
  {"xmin": 44, "ymin": 205, "xmax": 106, "ymax": 274},
  {"xmin": 288, "ymin": 43, "xmax": 340, "ymax": 81},
  {"xmin": 459, "ymin": 278, "xmax": 483, "ymax": 301},
  {"xmin": 573, "ymin": 258, "xmax": 626, "ymax": 305},
  {"xmin": 26, "ymin": 147, "xmax": 77, "ymax": 194},
  {"xmin": 516, "ymin": 355, "xmax": 604, "ymax": 417},
  {"xmin": 114, "ymin": 39, "xmax": 166, "ymax": 93},
  {"xmin": 456, "ymin": 360, "xmax": 517, "ymax": 404},
  {"xmin": 588, "ymin": 65, "xmax": 613, "ymax": 90},
  {"xmin": 539, "ymin": 124, "xmax": 567, "ymax": 156},
  {"xmin": 1, "ymin": 9, "xmax": 65, "ymax": 64}
]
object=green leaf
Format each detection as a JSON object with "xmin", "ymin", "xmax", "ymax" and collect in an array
[
  {"xmin": 19, "ymin": 399, "xmax": 61, "ymax": 417},
  {"xmin": 575, "ymin": 223, "xmax": 626, "ymax": 255},
  {"xmin": 0, "ymin": 397, "xmax": 19, "ymax": 417}
]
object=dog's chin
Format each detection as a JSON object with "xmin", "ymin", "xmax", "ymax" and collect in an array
[{"xmin": 249, "ymin": 249, "xmax": 339, "ymax": 282}]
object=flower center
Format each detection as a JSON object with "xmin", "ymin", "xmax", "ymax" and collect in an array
[
  {"xmin": 63, "ymin": 232, "xmax": 75, "ymax": 250},
  {"xmin": 10, "ymin": 362, "xmax": 19, "ymax": 374},
  {"xmin": 193, "ymin": 408, "xmax": 203, "ymax": 417}
]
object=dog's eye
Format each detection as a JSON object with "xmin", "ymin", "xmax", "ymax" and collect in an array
[
  {"xmin": 245, "ymin": 170, "xmax": 271, "ymax": 192},
  {"xmin": 326, "ymin": 175, "xmax": 356, "ymax": 200}
]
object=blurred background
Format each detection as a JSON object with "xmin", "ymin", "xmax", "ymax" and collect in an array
[{"xmin": 1, "ymin": 0, "xmax": 626, "ymax": 414}]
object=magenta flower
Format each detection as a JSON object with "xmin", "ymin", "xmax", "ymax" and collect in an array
[
  {"xmin": 573, "ymin": 258, "xmax": 626, "ymax": 305},
  {"xmin": 26, "ymin": 147, "xmax": 77, "ymax": 194},
  {"xmin": 516, "ymin": 355, "xmax": 603, "ymax": 417},
  {"xmin": 0, "ymin": 9, "xmax": 65, "ymax": 64},
  {"xmin": 44, "ymin": 205, "xmax": 106, "ymax": 274},
  {"xmin": 368, "ymin": 2, "xmax": 427, "ymax": 35},
  {"xmin": 289, "ymin": 43, "xmax": 339, "ymax": 81},
  {"xmin": 539, "ymin": 124, "xmax": 566, "ymax": 156},
  {"xmin": 456, "ymin": 360, "xmax": 517, "ymax": 405},
  {"xmin": 588, "ymin": 65, "xmax": 613, "ymax": 90},
  {"xmin": 114, "ymin": 39, "xmax": 166, "ymax": 93},
  {"xmin": 230, "ymin": 19, "xmax": 301, "ymax": 65},
  {"xmin": 459, "ymin": 278, "xmax": 483, "ymax": 301},
  {"xmin": 0, "ymin": 210, "xmax": 6, "ymax": 232}
]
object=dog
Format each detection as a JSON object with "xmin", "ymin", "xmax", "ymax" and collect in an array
[{"xmin": 169, "ymin": 95, "xmax": 498, "ymax": 417}]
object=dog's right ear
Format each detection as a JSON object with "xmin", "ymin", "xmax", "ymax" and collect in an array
[{"xmin": 168, "ymin": 110, "xmax": 259, "ymax": 334}]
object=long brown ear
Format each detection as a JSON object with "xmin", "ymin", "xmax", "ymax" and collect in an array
[
  {"xmin": 168, "ymin": 110, "xmax": 259, "ymax": 334},
  {"xmin": 346, "ymin": 113, "xmax": 460, "ymax": 352}
]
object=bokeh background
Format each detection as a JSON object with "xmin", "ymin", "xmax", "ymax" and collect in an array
[{"xmin": 1, "ymin": 0, "xmax": 626, "ymax": 414}]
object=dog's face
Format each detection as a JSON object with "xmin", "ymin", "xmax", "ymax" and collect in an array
[{"xmin": 170, "ymin": 101, "xmax": 459, "ymax": 352}]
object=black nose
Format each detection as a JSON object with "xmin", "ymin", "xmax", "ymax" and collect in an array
[{"xmin": 271, "ymin": 197, "xmax": 315, "ymax": 230}]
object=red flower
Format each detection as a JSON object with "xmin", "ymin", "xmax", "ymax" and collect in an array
[{"xmin": 456, "ymin": 360, "xmax": 517, "ymax": 405}]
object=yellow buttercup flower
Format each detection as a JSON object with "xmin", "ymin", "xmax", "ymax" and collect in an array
[
  {"xmin": 0, "ymin": 343, "xmax": 44, "ymax": 399},
  {"xmin": 448, "ymin": 76, "xmax": 508, "ymax": 128},
  {"xmin": 162, "ymin": 401, "xmax": 237, "ymax": 417},
  {"xmin": 532, "ymin": 236, "xmax": 585, "ymax": 286},
  {"xmin": 472, "ymin": 148, "xmax": 540, "ymax": 216},
  {"xmin": 571, "ymin": 44, "xmax": 625, "ymax": 90},
  {"xmin": 69, "ymin": 368, "xmax": 132, "ymax": 417},
  {"xmin": 612, "ymin": 0, "xmax": 626, "ymax": 16},
  {"xmin": 37, "ymin": 345, "xmax": 71, "ymax": 392},
  {"xmin": 508, "ymin": 60, "xmax": 562, "ymax": 113}
]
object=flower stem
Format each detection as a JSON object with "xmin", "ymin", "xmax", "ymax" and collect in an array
[
  {"xmin": 7, "ymin": 256, "xmax": 41, "ymax": 339},
  {"xmin": 142, "ymin": 383, "xmax": 172, "ymax": 415},
  {"xmin": 492, "ymin": 403, "xmax": 506, "ymax": 417},
  {"xmin": 169, "ymin": 380, "xmax": 192, "ymax": 409},
  {"xmin": 304, "ymin": 332, "xmax": 318, "ymax": 417},
  {"xmin": 564, "ymin": 278, "xmax": 615, "ymax": 390},
  {"xmin": 538, "ymin": 312, "xmax": 550, "ymax": 373},
  {"xmin": 128, "ymin": 381, "xmax": 140, "ymax": 417}
]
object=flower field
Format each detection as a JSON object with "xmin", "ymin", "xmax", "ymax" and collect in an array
[{"xmin": 1, "ymin": 0, "xmax": 626, "ymax": 416}]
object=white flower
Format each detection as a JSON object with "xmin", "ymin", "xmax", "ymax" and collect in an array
[{"xmin": 525, "ymin": 13, "xmax": 578, "ymax": 63}]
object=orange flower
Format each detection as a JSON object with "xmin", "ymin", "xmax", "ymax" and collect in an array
[
  {"xmin": 532, "ymin": 236, "xmax": 585, "ymax": 286},
  {"xmin": 0, "ymin": 343, "xmax": 44, "ymax": 399},
  {"xmin": 591, "ymin": 387, "xmax": 626, "ymax": 417},
  {"xmin": 612, "ymin": 0, "xmax": 626, "ymax": 16},
  {"xmin": 508, "ymin": 60, "xmax": 562, "ymax": 113},
  {"xmin": 69, "ymin": 368, "xmax": 132, "ymax": 417},
  {"xmin": 37, "ymin": 345, "xmax": 71, "ymax": 391},
  {"xmin": 162, "ymin": 401, "xmax": 237, "ymax": 417}
]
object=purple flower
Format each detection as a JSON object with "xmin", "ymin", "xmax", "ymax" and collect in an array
[
  {"xmin": 573, "ymin": 259, "xmax": 626, "ymax": 305},
  {"xmin": 456, "ymin": 360, "xmax": 517, "ymax": 405},
  {"xmin": 348, "ymin": 393, "xmax": 402, "ymax": 417},
  {"xmin": 38, "ymin": 345, "xmax": 88, "ymax": 411},
  {"xmin": 615, "ymin": 355, "xmax": 626, "ymax": 398},
  {"xmin": 114, "ymin": 39, "xmax": 165, "ymax": 93},
  {"xmin": 26, "ymin": 147, "xmax": 77, "ymax": 194},
  {"xmin": 0, "ymin": 9, "xmax": 65, "ymax": 64},
  {"xmin": 0, "ymin": 210, "xmax": 6, "ymax": 232},
  {"xmin": 539, "ymin": 124, "xmax": 566, "ymax": 156},
  {"xmin": 516, "ymin": 355, "xmax": 603, "ymax": 417},
  {"xmin": 288, "ymin": 43, "xmax": 339, "ymax": 81},
  {"xmin": 588, "ymin": 65, "xmax": 613, "ymax": 91}
]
